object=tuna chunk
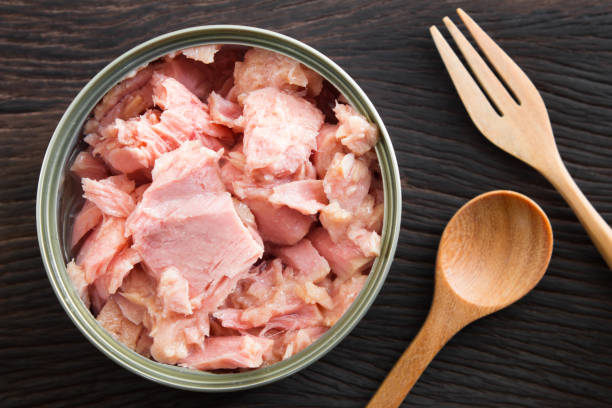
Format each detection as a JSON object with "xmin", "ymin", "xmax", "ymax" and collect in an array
[
  {"xmin": 70, "ymin": 151, "xmax": 109, "ymax": 180},
  {"xmin": 319, "ymin": 201, "xmax": 352, "ymax": 242},
  {"xmin": 214, "ymin": 261, "xmax": 306, "ymax": 330},
  {"xmin": 180, "ymin": 335, "xmax": 273, "ymax": 370},
  {"xmin": 66, "ymin": 261, "xmax": 90, "ymax": 307},
  {"xmin": 271, "ymin": 238, "xmax": 330, "ymax": 283},
  {"xmin": 135, "ymin": 331, "xmax": 154, "ymax": 357},
  {"xmin": 117, "ymin": 268, "xmax": 157, "ymax": 319},
  {"xmin": 281, "ymin": 326, "xmax": 327, "ymax": 359},
  {"xmin": 232, "ymin": 198, "xmax": 263, "ymax": 248},
  {"xmin": 242, "ymin": 87, "xmax": 323, "ymax": 178},
  {"xmin": 245, "ymin": 196, "xmax": 314, "ymax": 246},
  {"xmin": 82, "ymin": 175, "xmax": 136, "ymax": 218},
  {"xmin": 71, "ymin": 200, "xmax": 102, "ymax": 249},
  {"xmin": 309, "ymin": 227, "xmax": 373, "ymax": 281},
  {"xmin": 180, "ymin": 44, "xmax": 220, "ymax": 65},
  {"xmin": 148, "ymin": 307, "xmax": 210, "ymax": 364},
  {"xmin": 227, "ymin": 259, "xmax": 284, "ymax": 310},
  {"xmin": 96, "ymin": 296, "xmax": 143, "ymax": 350},
  {"xmin": 323, "ymin": 152, "xmax": 371, "ymax": 212},
  {"xmin": 127, "ymin": 141, "xmax": 263, "ymax": 294},
  {"xmin": 214, "ymin": 284, "xmax": 304, "ymax": 330},
  {"xmin": 115, "ymin": 291, "xmax": 146, "ymax": 325},
  {"xmin": 260, "ymin": 304, "xmax": 324, "ymax": 336},
  {"xmin": 208, "ymin": 91, "xmax": 244, "ymax": 131},
  {"xmin": 146, "ymin": 140, "xmax": 226, "ymax": 198},
  {"xmin": 347, "ymin": 227, "xmax": 381, "ymax": 257},
  {"xmin": 334, "ymin": 103, "xmax": 378, "ymax": 155},
  {"xmin": 89, "ymin": 110, "xmax": 172, "ymax": 175},
  {"xmin": 219, "ymin": 143, "xmax": 246, "ymax": 194},
  {"xmin": 313, "ymin": 124, "xmax": 343, "ymax": 178},
  {"xmin": 320, "ymin": 193, "xmax": 383, "ymax": 251},
  {"xmin": 157, "ymin": 267, "xmax": 193, "ymax": 316},
  {"xmin": 191, "ymin": 270, "xmax": 247, "ymax": 312},
  {"xmin": 132, "ymin": 183, "xmax": 150, "ymax": 204},
  {"xmin": 269, "ymin": 180, "xmax": 328, "ymax": 215},
  {"xmin": 119, "ymin": 266, "xmax": 213, "ymax": 365},
  {"xmin": 84, "ymin": 65, "xmax": 155, "ymax": 134},
  {"xmin": 232, "ymin": 48, "xmax": 323, "ymax": 99},
  {"xmin": 94, "ymin": 246, "xmax": 142, "ymax": 300},
  {"xmin": 131, "ymin": 192, "xmax": 263, "ymax": 293},
  {"xmin": 323, "ymin": 275, "xmax": 368, "ymax": 326},
  {"xmin": 77, "ymin": 216, "xmax": 129, "ymax": 284},
  {"xmin": 159, "ymin": 55, "xmax": 213, "ymax": 100},
  {"xmin": 294, "ymin": 282, "xmax": 333, "ymax": 310},
  {"xmin": 152, "ymin": 73, "xmax": 233, "ymax": 144}
]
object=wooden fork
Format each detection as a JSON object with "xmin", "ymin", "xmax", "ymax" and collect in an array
[{"xmin": 430, "ymin": 9, "xmax": 612, "ymax": 269}]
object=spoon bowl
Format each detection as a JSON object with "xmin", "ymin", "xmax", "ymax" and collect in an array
[
  {"xmin": 438, "ymin": 190, "xmax": 553, "ymax": 310},
  {"xmin": 368, "ymin": 190, "xmax": 553, "ymax": 408}
]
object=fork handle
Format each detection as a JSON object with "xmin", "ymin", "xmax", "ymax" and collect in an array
[{"xmin": 547, "ymin": 159, "xmax": 612, "ymax": 269}]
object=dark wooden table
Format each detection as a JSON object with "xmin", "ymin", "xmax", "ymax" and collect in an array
[{"xmin": 2, "ymin": 1, "xmax": 612, "ymax": 407}]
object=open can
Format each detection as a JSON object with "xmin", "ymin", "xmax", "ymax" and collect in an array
[{"xmin": 37, "ymin": 25, "xmax": 401, "ymax": 391}]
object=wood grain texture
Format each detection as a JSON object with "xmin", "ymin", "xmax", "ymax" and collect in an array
[{"xmin": 1, "ymin": 0, "xmax": 612, "ymax": 407}]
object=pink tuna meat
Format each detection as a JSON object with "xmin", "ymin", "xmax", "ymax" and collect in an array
[
  {"xmin": 323, "ymin": 152, "xmax": 371, "ymax": 212},
  {"xmin": 66, "ymin": 261, "xmax": 90, "ymax": 307},
  {"xmin": 152, "ymin": 73, "xmax": 233, "ymax": 145},
  {"xmin": 245, "ymin": 196, "xmax": 314, "ymax": 246},
  {"xmin": 208, "ymin": 91, "xmax": 244, "ymax": 131},
  {"xmin": 77, "ymin": 216, "xmax": 129, "ymax": 284},
  {"xmin": 71, "ymin": 200, "xmax": 102, "ymax": 249},
  {"xmin": 294, "ymin": 281, "xmax": 334, "ymax": 310},
  {"xmin": 271, "ymin": 238, "xmax": 330, "ymax": 283},
  {"xmin": 68, "ymin": 46, "xmax": 384, "ymax": 371},
  {"xmin": 214, "ymin": 261, "xmax": 308, "ymax": 330},
  {"xmin": 93, "ymin": 246, "xmax": 142, "ymax": 300},
  {"xmin": 159, "ymin": 55, "xmax": 213, "ymax": 100},
  {"xmin": 82, "ymin": 175, "xmax": 136, "ymax": 218},
  {"xmin": 157, "ymin": 267, "xmax": 193, "ymax": 316},
  {"xmin": 242, "ymin": 87, "xmax": 323, "ymax": 178},
  {"xmin": 232, "ymin": 48, "xmax": 323, "ymax": 99},
  {"xmin": 333, "ymin": 102, "xmax": 378, "ymax": 155},
  {"xmin": 148, "ymin": 307, "xmax": 211, "ymax": 364},
  {"xmin": 96, "ymin": 296, "xmax": 144, "ymax": 349},
  {"xmin": 127, "ymin": 141, "xmax": 263, "ymax": 293},
  {"xmin": 180, "ymin": 335, "xmax": 273, "ymax": 370},
  {"xmin": 180, "ymin": 44, "xmax": 220, "ymax": 64},
  {"xmin": 84, "ymin": 65, "xmax": 155, "ymax": 134},
  {"xmin": 308, "ymin": 227, "xmax": 373, "ymax": 281},
  {"xmin": 268, "ymin": 180, "xmax": 328, "ymax": 215},
  {"xmin": 214, "ymin": 283, "xmax": 304, "ymax": 330},
  {"xmin": 131, "ymin": 192, "xmax": 262, "ymax": 292},
  {"xmin": 70, "ymin": 151, "xmax": 109, "ymax": 180},
  {"xmin": 281, "ymin": 326, "xmax": 328, "ymax": 359},
  {"xmin": 260, "ymin": 304, "xmax": 323, "ymax": 336},
  {"xmin": 313, "ymin": 123, "xmax": 343, "ymax": 178},
  {"xmin": 89, "ymin": 110, "xmax": 171, "ymax": 175},
  {"xmin": 323, "ymin": 275, "xmax": 368, "ymax": 326}
]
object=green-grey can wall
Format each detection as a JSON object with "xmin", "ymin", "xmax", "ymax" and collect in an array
[{"xmin": 36, "ymin": 25, "xmax": 401, "ymax": 391}]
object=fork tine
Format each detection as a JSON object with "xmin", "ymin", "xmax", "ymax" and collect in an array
[
  {"xmin": 457, "ymin": 8, "xmax": 534, "ymax": 102},
  {"xmin": 430, "ymin": 25, "xmax": 500, "ymax": 129},
  {"xmin": 443, "ymin": 16, "xmax": 516, "ymax": 113}
]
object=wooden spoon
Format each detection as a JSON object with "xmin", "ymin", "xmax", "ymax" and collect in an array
[{"xmin": 367, "ymin": 190, "xmax": 553, "ymax": 408}]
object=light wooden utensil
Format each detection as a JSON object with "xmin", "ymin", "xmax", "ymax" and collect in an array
[
  {"xmin": 367, "ymin": 190, "xmax": 553, "ymax": 408},
  {"xmin": 429, "ymin": 8, "xmax": 612, "ymax": 269}
]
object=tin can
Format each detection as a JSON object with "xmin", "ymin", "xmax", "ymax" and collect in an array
[{"xmin": 37, "ymin": 25, "xmax": 401, "ymax": 391}]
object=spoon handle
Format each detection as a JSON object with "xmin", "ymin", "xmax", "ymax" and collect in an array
[
  {"xmin": 366, "ymin": 311, "xmax": 455, "ymax": 408},
  {"xmin": 547, "ymin": 158, "xmax": 612, "ymax": 269}
]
